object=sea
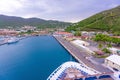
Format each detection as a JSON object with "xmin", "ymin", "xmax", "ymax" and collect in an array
[{"xmin": 0, "ymin": 36, "xmax": 76, "ymax": 80}]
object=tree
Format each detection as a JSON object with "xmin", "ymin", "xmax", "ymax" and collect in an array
[
  {"xmin": 74, "ymin": 31, "xmax": 81, "ymax": 36},
  {"xmin": 107, "ymin": 43, "xmax": 112, "ymax": 48},
  {"xmin": 27, "ymin": 30, "xmax": 33, "ymax": 34},
  {"xmin": 94, "ymin": 33, "xmax": 120, "ymax": 47},
  {"xmin": 102, "ymin": 48, "xmax": 111, "ymax": 54},
  {"xmin": 98, "ymin": 44, "xmax": 103, "ymax": 49}
]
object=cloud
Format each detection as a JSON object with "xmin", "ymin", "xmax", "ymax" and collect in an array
[
  {"xmin": 0, "ymin": 0, "xmax": 120, "ymax": 22},
  {"xmin": 0, "ymin": 0, "xmax": 23, "ymax": 13}
]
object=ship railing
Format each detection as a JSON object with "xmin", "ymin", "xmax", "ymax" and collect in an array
[{"xmin": 47, "ymin": 61, "xmax": 100, "ymax": 80}]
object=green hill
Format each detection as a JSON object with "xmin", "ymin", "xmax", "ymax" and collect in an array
[
  {"xmin": 66, "ymin": 6, "xmax": 120, "ymax": 33},
  {"xmin": 0, "ymin": 15, "xmax": 71, "ymax": 29}
]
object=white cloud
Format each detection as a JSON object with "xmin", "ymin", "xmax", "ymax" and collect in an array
[
  {"xmin": 0, "ymin": 0, "xmax": 120, "ymax": 22},
  {"xmin": 0, "ymin": 0, "xmax": 23, "ymax": 13}
]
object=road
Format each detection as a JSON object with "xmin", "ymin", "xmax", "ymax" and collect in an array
[{"xmin": 54, "ymin": 36, "xmax": 112, "ymax": 73}]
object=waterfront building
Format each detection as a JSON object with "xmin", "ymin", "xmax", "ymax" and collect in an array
[
  {"xmin": 0, "ymin": 29, "xmax": 18, "ymax": 36},
  {"xmin": 105, "ymin": 55, "xmax": 120, "ymax": 70},
  {"xmin": 53, "ymin": 31, "xmax": 73, "ymax": 37}
]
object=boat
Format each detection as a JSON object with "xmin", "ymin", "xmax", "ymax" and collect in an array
[
  {"xmin": 47, "ymin": 61, "xmax": 100, "ymax": 80},
  {"xmin": 7, "ymin": 37, "xmax": 19, "ymax": 44}
]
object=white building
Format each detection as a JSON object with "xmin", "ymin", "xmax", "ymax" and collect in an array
[
  {"xmin": 108, "ymin": 47, "xmax": 120, "ymax": 54},
  {"xmin": 105, "ymin": 55, "xmax": 120, "ymax": 70},
  {"xmin": 72, "ymin": 39, "xmax": 90, "ymax": 46},
  {"xmin": 71, "ymin": 39, "xmax": 95, "ymax": 54}
]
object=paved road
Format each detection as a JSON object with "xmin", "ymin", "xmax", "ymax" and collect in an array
[{"xmin": 54, "ymin": 36, "xmax": 112, "ymax": 73}]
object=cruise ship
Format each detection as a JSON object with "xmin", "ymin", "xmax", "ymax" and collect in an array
[{"xmin": 47, "ymin": 61, "xmax": 117, "ymax": 80}]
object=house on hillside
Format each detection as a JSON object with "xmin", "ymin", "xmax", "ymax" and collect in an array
[
  {"xmin": 81, "ymin": 31, "xmax": 96, "ymax": 40},
  {"xmin": 21, "ymin": 26, "xmax": 36, "ymax": 31}
]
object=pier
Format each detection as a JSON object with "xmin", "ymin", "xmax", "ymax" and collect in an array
[{"xmin": 54, "ymin": 36, "xmax": 112, "ymax": 73}]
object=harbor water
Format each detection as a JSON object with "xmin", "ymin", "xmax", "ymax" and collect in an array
[{"xmin": 0, "ymin": 36, "xmax": 75, "ymax": 80}]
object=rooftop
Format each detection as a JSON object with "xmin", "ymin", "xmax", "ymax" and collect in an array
[
  {"xmin": 55, "ymin": 31, "xmax": 72, "ymax": 35},
  {"xmin": 106, "ymin": 55, "xmax": 120, "ymax": 65}
]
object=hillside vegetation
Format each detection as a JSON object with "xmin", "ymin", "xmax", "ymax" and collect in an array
[
  {"xmin": 66, "ymin": 6, "xmax": 120, "ymax": 34},
  {"xmin": 0, "ymin": 15, "xmax": 71, "ymax": 29}
]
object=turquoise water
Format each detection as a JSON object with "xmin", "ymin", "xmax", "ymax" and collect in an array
[{"xmin": 0, "ymin": 36, "xmax": 75, "ymax": 80}]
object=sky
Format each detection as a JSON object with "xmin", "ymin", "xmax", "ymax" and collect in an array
[{"xmin": 0, "ymin": 0, "xmax": 120, "ymax": 23}]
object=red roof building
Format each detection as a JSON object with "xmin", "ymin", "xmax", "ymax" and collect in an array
[{"xmin": 54, "ymin": 31, "xmax": 73, "ymax": 37}]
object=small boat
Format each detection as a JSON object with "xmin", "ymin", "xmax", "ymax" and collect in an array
[{"xmin": 7, "ymin": 37, "xmax": 19, "ymax": 44}]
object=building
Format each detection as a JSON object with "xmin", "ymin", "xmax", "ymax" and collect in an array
[
  {"xmin": 53, "ymin": 31, "xmax": 73, "ymax": 37},
  {"xmin": 0, "ymin": 29, "xmax": 18, "ymax": 36},
  {"xmin": 72, "ymin": 39, "xmax": 89, "ymax": 46},
  {"xmin": 71, "ymin": 39, "xmax": 95, "ymax": 54},
  {"xmin": 81, "ymin": 31, "xmax": 96, "ymax": 40},
  {"xmin": 111, "ymin": 36, "xmax": 120, "ymax": 39},
  {"xmin": 108, "ymin": 47, "xmax": 120, "ymax": 54},
  {"xmin": 81, "ymin": 31, "xmax": 89, "ymax": 36},
  {"xmin": 21, "ymin": 26, "xmax": 36, "ymax": 31},
  {"xmin": 105, "ymin": 55, "xmax": 120, "ymax": 70},
  {"xmin": 65, "ymin": 36, "xmax": 81, "ymax": 41}
]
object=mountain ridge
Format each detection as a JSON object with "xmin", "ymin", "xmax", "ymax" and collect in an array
[
  {"xmin": 0, "ymin": 14, "xmax": 71, "ymax": 29},
  {"xmin": 66, "ymin": 6, "xmax": 120, "ymax": 33}
]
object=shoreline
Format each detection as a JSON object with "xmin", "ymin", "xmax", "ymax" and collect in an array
[{"xmin": 0, "ymin": 35, "xmax": 52, "ymax": 46}]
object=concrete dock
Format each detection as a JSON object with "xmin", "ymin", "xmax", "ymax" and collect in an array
[{"xmin": 54, "ymin": 36, "xmax": 112, "ymax": 73}]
